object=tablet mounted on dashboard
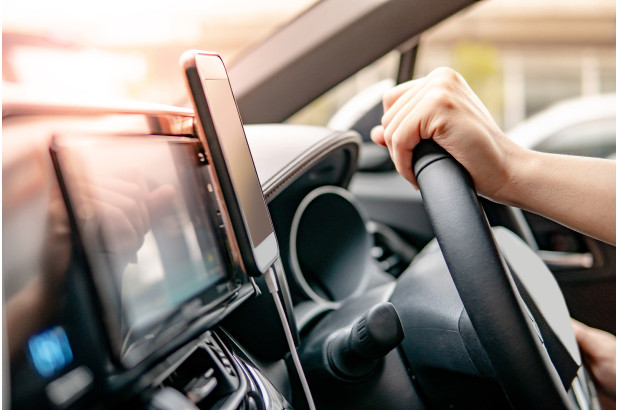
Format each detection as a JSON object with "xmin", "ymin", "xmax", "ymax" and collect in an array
[{"xmin": 181, "ymin": 50, "xmax": 279, "ymax": 277}]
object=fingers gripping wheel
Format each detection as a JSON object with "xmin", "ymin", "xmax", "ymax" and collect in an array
[{"xmin": 411, "ymin": 140, "xmax": 572, "ymax": 409}]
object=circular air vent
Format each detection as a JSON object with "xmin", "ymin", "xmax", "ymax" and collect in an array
[{"xmin": 289, "ymin": 186, "xmax": 372, "ymax": 306}]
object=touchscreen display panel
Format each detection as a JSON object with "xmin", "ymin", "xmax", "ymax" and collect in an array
[
  {"xmin": 52, "ymin": 135, "xmax": 235, "ymax": 366},
  {"xmin": 203, "ymin": 79, "xmax": 273, "ymax": 247}
]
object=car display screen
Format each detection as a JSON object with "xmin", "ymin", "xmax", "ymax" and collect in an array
[{"xmin": 52, "ymin": 135, "xmax": 236, "ymax": 366}]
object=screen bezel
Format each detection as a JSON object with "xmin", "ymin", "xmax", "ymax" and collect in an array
[
  {"xmin": 182, "ymin": 50, "xmax": 279, "ymax": 277},
  {"xmin": 50, "ymin": 134, "xmax": 245, "ymax": 368}
]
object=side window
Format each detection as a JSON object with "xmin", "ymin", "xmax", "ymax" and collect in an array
[{"xmin": 534, "ymin": 118, "xmax": 616, "ymax": 159}]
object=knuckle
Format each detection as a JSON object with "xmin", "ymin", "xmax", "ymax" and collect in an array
[
  {"xmin": 383, "ymin": 81, "xmax": 407, "ymax": 103},
  {"xmin": 429, "ymin": 68, "xmax": 463, "ymax": 94},
  {"xmin": 428, "ymin": 88, "xmax": 454, "ymax": 111},
  {"xmin": 383, "ymin": 131, "xmax": 393, "ymax": 146},
  {"xmin": 428, "ymin": 76, "xmax": 452, "ymax": 93},
  {"xmin": 383, "ymin": 87, "xmax": 397, "ymax": 102},
  {"xmin": 382, "ymin": 91, "xmax": 397, "ymax": 113},
  {"xmin": 432, "ymin": 66, "xmax": 459, "ymax": 82},
  {"xmin": 391, "ymin": 135, "xmax": 409, "ymax": 152},
  {"xmin": 381, "ymin": 114, "xmax": 389, "ymax": 129},
  {"xmin": 429, "ymin": 117, "xmax": 448, "ymax": 137}
]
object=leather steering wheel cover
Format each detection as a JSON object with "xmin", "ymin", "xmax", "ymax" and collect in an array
[{"xmin": 412, "ymin": 141, "xmax": 571, "ymax": 409}]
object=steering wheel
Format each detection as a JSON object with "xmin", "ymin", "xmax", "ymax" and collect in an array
[{"xmin": 410, "ymin": 140, "xmax": 573, "ymax": 409}]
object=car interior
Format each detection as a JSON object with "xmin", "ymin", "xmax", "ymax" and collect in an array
[{"xmin": 3, "ymin": 0, "xmax": 615, "ymax": 409}]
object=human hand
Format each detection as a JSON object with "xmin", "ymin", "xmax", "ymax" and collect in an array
[
  {"xmin": 572, "ymin": 320, "xmax": 616, "ymax": 407},
  {"xmin": 370, "ymin": 67, "xmax": 524, "ymax": 201}
]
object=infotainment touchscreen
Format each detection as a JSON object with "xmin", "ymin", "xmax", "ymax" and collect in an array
[{"xmin": 51, "ymin": 135, "xmax": 242, "ymax": 367}]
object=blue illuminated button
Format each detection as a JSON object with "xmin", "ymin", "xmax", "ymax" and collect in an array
[{"xmin": 28, "ymin": 327, "xmax": 73, "ymax": 378}]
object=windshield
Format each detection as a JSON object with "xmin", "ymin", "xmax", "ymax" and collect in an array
[{"xmin": 2, "ymin": 0, "xmax": 317, "ymax": 105}]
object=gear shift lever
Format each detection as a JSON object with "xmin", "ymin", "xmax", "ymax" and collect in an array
[{"xmin": 326, "ymin": 302, "xmax": 404, "ymax": 380}]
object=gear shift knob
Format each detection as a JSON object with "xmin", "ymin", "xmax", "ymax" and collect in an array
[{"xmin": 327, "ymin": 302, "xmax": 404, "ymax": 379}]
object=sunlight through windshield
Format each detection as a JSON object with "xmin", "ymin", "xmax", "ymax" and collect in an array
[{"xmin": 3, "ymin": 0, "xmax": 318, "ymax": 104}]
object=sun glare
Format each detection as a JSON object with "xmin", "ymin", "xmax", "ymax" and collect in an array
[{"xmin": 3, "ymin": 0, "xmax": 317, "ymax": 103}]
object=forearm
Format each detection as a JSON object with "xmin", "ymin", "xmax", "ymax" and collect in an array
[{"xmin": 498, "ymin": 148, "xmax": 616, "ymax": 245}]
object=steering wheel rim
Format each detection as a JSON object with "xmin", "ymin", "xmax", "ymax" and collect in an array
[{"xmin": 411, "ymin": 140, "xmax": 572, "ymax": 409}]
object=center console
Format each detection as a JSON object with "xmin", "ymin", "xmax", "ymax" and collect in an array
[{"xmin": 149, "ymin": 330, "xmax": 292, "ymax": 410}]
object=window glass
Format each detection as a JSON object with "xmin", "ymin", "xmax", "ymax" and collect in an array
[
  {"xmin": 522, "ymin": 58, "xmax": 582, "ymax": 118},
  {"xmin": 600, "ymin": 66, "xmax": 616, "ymax": 94},
  {"xmin": 534, "ymin": 118, "xmax": 616, "ymax": 159}
]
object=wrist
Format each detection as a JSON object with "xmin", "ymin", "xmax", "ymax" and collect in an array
[{"xmin": 493, "ymin": 144, "xmax": 537, "ymax": 208}]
